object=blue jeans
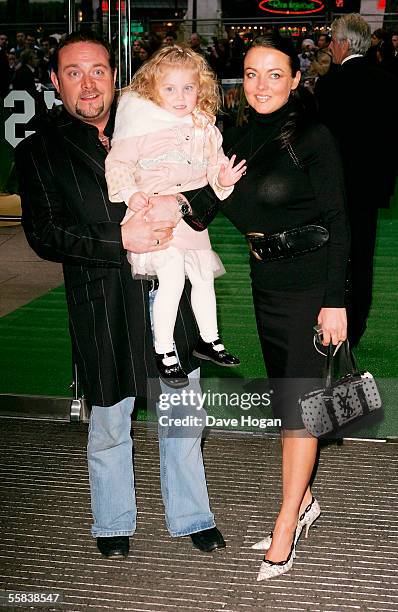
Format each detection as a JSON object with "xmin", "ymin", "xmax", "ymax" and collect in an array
[{"xmin": 88, "ymin": 293, "xmax": 215, "ymax": 538}]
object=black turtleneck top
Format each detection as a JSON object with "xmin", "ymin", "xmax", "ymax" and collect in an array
[{"xmin": 221, "ymin": 102, "xmax": 350, "ymax": 307}]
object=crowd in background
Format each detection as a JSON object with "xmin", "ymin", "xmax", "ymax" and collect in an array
[{"xmin": 1, "ymin": 24, "xmax": 398, "ymax": 102}]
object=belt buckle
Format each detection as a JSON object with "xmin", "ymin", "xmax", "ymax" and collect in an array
[{"xmin": 246, "ymin": 232, "xmax": 265, "ymax": 261}]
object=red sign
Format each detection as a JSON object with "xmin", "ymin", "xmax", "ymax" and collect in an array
[{"xmin": 259, "ymin": 0, "xmax": 325, "ymax": 15}]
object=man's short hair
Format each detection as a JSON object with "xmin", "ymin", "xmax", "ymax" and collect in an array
[
  {"xmin": 318, "ymin": 33, "xmax": 331, "ymax": 44},
  {"xmin": 52, "ymin": 30, "xmax": 115, "ymax": 74},
  {"xmin": 331, "ymin": 13, "xmax": 371, "ymax": 55},
  {"xmin": 19, "ymin": 49, "xmax": 36, "ymax": 65}
]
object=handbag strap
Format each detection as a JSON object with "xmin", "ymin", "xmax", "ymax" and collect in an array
[
  {"xmin": 324, "ymin": 339, "xmax": 360, "ymax": 393},
  {"xmin": 341, "ymin": 339, "xmax": 361, "ymax": 375}
]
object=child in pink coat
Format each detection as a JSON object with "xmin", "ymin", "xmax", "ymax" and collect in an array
[{"xmin": 105, "ymin": 45, "xmax": 246, "ymax": 387}]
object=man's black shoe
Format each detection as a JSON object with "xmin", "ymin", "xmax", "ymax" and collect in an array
[
  {"xmin": 97, "ymin": 536, "xmax": 129, "ymax": 558},
  {"xmin": 155, "ymin": 351, "xmax": 189, "ymax": 388},
  {"xmin": 190, "ymin": 527, "xmax": 226, "ymax": 552},
  {"xmin": 193, "ymin": 338, "xmax": 240, "ymax": 367}
]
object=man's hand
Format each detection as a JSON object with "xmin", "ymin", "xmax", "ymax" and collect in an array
[{"xmin": 121, "ymin": 208, "xmax": 174, "ymax": 253}]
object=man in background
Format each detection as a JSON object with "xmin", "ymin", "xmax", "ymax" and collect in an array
[
  {"xmin": 315, "ymin": 14, "xmax": 398, "ymax": 347},
  {"xmin": 308, "ymin": 33, "xmax": 332, "ymax": 78}
]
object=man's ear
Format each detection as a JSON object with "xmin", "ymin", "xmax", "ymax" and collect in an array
[{"xmin": 50, "ymin": 70, "xmax": 60, "ymax": 92}]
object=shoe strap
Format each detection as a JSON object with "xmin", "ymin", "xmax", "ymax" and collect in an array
[{"xmin": 299, "ymin": 496, "xmax": 316, "ymax": 522}]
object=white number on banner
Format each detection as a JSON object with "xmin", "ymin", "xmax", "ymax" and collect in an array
[
  {"xmin": 3, "ymin": 90, "xmax": 59, "ymax": 148},
  {"xmin": 4, "ymin": 91, "xmax": 36, "ymax": 148}
]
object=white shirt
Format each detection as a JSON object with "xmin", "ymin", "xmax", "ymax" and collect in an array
[{"xmin": 341, "ymin": 54, "xmax": 363, "ymax": 65}]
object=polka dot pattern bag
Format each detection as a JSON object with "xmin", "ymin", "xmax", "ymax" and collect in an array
[{"xmin": 299, "ymin": 341, "xmax": 382, "ymax": 438}]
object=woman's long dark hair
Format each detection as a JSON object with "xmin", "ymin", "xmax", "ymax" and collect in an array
[{"xmin": 249, "ymin": 33, "xmax": 317, "ymax": 145}]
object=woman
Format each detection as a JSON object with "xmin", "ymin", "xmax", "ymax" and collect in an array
[{"xmin": 221, "ymin": 34, "xmax": 349, "ymax": 579}]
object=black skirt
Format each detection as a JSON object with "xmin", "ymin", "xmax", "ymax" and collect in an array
[{"xmin": 252, "ymin": 284, "xmax": 326, "ymax": 429}]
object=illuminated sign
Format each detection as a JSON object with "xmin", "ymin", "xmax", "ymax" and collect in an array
[{"xmin": 259, "ymin": 0, "xmax": 325, "ymax": 14}]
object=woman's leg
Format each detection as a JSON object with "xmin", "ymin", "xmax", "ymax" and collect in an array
[
  {"xmin": 265, "ymin": 431, "xmax": 318, "ymax": 561},
  {"xmin": 280, "ymin": 435, "xmax": 314, "ymax": 514},
  {"xmin": 251, "ymin": 285, "xmax": 324, "ymax": 561}
]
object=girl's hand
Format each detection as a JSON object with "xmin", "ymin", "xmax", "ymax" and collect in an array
[
  {"xmin": 317, "ymin": 307, "xmax": 347, "ymax": 347},
  {"xmin": 217, "ymin": 154, "xmax": 247, "ymax": 188},
  {"xmin": 128, "ymin": 191, "xmax": 149, "ymax": 211}
]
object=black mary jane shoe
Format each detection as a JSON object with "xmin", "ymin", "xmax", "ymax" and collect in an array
[
  {"xmin": 190, "ymin": 527, "xmax": 226, "ymax": 553},
  {"xmin": 155, "ymin": 351, "xmax": 189, "ymax": 388},
  {"xmin": 97, "ymin": 536, "xmax": 129, "ymax": 558},
  {"xmin": 193, "ymin": 338, "xmax": 240, "ymax": 367}
]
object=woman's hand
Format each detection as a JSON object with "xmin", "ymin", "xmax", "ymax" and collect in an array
[
  {"xmin": 317, "ymin": 307, "xmax": 347, "ymax": 346},
  {"xmin": 146, "ymin": 194, "xmax": 182, "ymax": 224}
]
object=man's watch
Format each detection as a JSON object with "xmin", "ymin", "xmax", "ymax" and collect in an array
[{"xmin": 176, "ymin": 194, "xmax": 192, "ymax": 217}]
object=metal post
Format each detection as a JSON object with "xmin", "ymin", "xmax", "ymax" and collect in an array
[
  {"xmin": 192, "ymin": 0, "xmax": 197, "ymax": 34},
  {"xmin": 70, "ymin": 363, "xmax": 82, "ymax": 421},
  {"xmin": 117, "ymin": 0, "xmax": 122, "ymax": 89},
  {"xmin": 68, "ymin": 0, "xmax": 74, "ymax": 34},
  {"xmin": 127, "ymin": 0, "xmax": 132, "ymax": 84}
]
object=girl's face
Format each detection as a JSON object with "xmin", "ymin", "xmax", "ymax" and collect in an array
[
  {"xmin": 156, "ymin": 66, "xmax": 199, "ymax": 117},
  {"xmin": 243, "ymin": 46, "xmax": 300, "ymax": 115}
]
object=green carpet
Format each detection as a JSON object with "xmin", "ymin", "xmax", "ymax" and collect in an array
[{"xmin": 1, "ymin": 185, "xmax": 397, "ymax": 438}]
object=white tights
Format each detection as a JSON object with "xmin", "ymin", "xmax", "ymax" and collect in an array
[{"xmin": 152, "ymin": 249, "xmax": 219, "ymax": 354}]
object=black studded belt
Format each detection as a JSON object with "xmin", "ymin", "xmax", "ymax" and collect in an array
[
  {"xmin": 148, "ymin": 278, "xmax": 160, "ymax": 292},
  {"xmin": 246, "ymin": 223, "xmax": 329, "ymax": 262}
]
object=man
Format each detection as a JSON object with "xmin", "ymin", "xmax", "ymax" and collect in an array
[
  {"xmin": 0, "ymin": 33, "xmax": 8, "ymax": 51},
  {"xmin": 315, "ymin": 14, "xmax": 398, "ymax": 347},
  {"xmin": 15, "ymin": 31, "xmax": 225, "ymax": 558},
  {"xmin": 392, "ymin": 32, "xmax": 398, "ymax": 57},
  {"xmin": 163, "ymin": 31, "xmax": 177, "ymax": 46},
  {"xmin": 189, "ymin": 32, "xmax": 207, "ymax": 58},
  {"xmin": 0, "ymin": 44, "xmax": 9, "ymax": 98},
  {"xmin": 308, "ymin": 33, "xmax": 332, "ymax": 78},
  {"xmin": 12, "ymin": 31, "xmax": 27, "ymax": 57},
  {"xmin": 11, "ymin": 49, "xmax": 38, "ymax": 98}
]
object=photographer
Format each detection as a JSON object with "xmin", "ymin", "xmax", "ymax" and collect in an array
[
  {"xmin": 298, "ymin": 38, "xmax": 317, "ymax": 90},
  {"xmin": 308, "ymin": 34, "xmax": 332, "ymax": 78}
]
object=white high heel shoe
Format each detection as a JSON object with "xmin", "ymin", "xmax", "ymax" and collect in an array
[
  {"xmin": 251, "ymin": 497, "xmax": 321, "ymax": 551},
  {"xmin": 256, "ymin": 527, "xmax": 298, "ymax": 581},
  {"xmin": 299, "ymin": 496, "xmax": 321, "ymax": 538}
]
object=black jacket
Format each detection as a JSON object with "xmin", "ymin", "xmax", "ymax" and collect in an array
[
  {"xmin": 315, "ymin": 56, "xmax": 398, "ymax": 207},
  {"xmin": 15, "ymin": 110, "xmax": 215, "ymax": 406}
]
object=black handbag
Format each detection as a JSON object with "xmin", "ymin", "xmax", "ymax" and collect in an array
[{"xmin": 299, "ymin": 341, "xmax": 382, "ymax": 438}]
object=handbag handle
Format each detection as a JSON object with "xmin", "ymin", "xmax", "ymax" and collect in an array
[{"xmin": 324, "ymin": 339, "xmax": 360, "ymax": 392}]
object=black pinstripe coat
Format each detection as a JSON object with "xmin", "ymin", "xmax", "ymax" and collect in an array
[{"xmin": 15, "ymin": 110, "xmax": 217, "ymax": 406}]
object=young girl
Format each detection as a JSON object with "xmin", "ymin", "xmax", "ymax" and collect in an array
[{"xmin": 105, "ymin": 45, "xmax": 246, "ymax": 387}]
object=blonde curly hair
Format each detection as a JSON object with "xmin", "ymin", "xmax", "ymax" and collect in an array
[{"xmin": 123, "ymin": 44, "xmax": 221, "ymax": 119}]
